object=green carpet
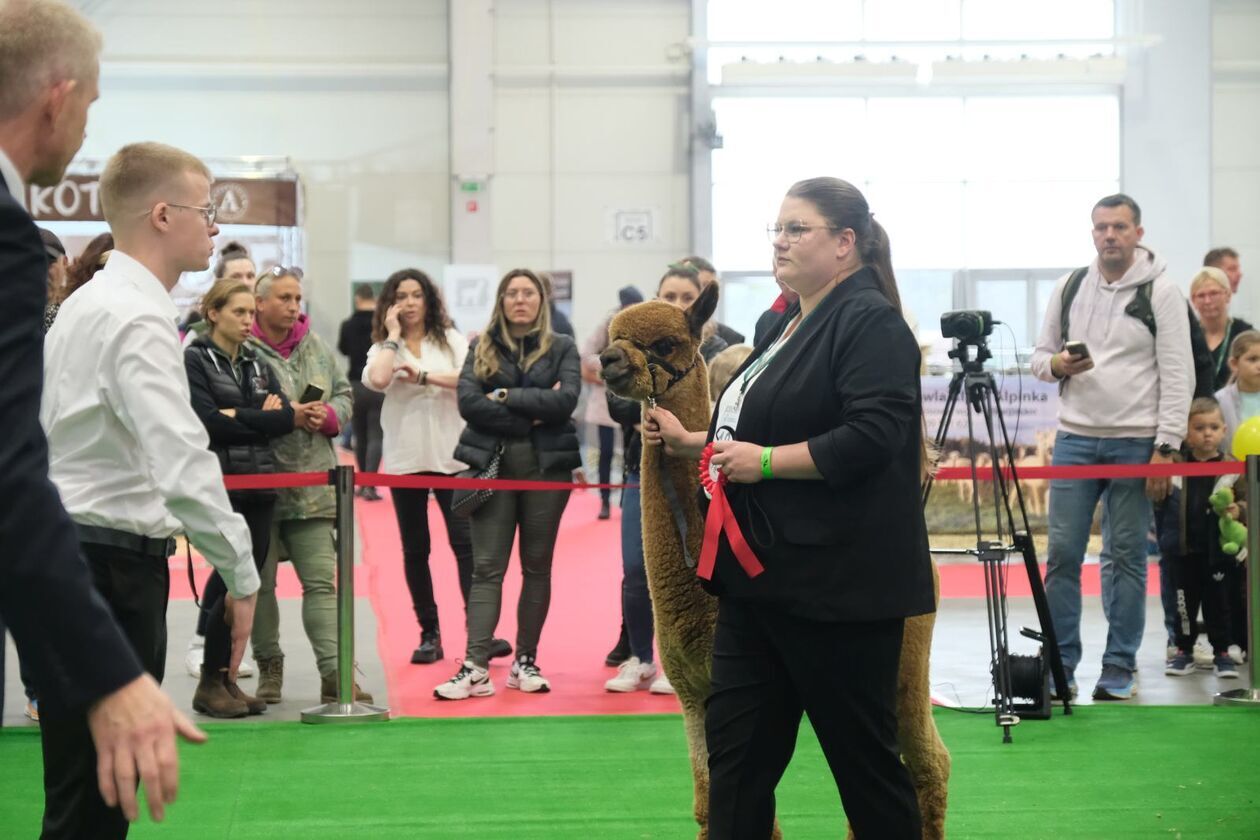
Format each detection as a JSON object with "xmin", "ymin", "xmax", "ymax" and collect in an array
[{"xmin": 1, "ymin": 707, "xmax": 1257, "ymax": 838}]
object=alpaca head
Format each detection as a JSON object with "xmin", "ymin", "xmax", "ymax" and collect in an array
[{"xmin": 600, "ymin": 281, "xmax": 718, "ymax": 405}]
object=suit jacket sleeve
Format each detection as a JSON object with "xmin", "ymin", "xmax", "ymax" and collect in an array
[
  {"xmin": 806, "ymin": 303, "xmax": 922, "ymax": 490},
  {"xmin": 0, "ymin": 194, "xmax": 143, "ymax": 710}
]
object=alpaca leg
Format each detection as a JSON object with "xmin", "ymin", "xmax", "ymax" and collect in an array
[
  {"xmin": 680, "ymin": 700, "xmax": 711, "ymax": 839},
  {"xmin": 897, "ymin": 614, "xmax": 951, "ymax": 840}
]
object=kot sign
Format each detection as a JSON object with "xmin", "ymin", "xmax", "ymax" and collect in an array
[{"xmin": 28, "ymin": 175, "xmax": 300, "ymax": 227}]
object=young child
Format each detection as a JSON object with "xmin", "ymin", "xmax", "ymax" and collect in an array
[
  {"xmin": 1156, "ymin": 397, "xmax": 1239, "ymax": 678},
  {"xmin": 1215, "ymin": 330, "xmax": 1260, "ymax": 663}
]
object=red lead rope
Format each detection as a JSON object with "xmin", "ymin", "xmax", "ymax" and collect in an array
[{"xmin": 697, "ymin": 444, "xmax": 764, "ymax": 581}]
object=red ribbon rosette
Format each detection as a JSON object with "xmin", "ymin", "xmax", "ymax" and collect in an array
[{"xmin": 697, "ymin": 443, "xmax": 765, "ymax": 581}]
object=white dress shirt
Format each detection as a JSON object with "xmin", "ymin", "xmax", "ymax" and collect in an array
[
  {"xmin": 0, "ymin": 147, "xmax": 26, "ymax": 208},
  {"xmin": 42, "ymin": 250, "xmax": 260, "ymax": 598},
  {"xmin": 363, "ymin": 327, "xmax": 469, "ymax": 475}
]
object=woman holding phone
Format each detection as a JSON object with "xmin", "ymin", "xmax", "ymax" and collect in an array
[
  {"xmin": 184, "ymin": 279, "xmax": 298, "ymax": 717},
  {"xmin": 364, "ymin": 269, "xmax": 511, "ymax": 665}
]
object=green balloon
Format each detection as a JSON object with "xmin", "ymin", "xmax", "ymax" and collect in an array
[{"xmin": 1232, "ymin": 416, "xmax": 1260, "ymax": 460}]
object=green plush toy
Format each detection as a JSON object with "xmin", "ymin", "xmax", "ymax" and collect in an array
[{"xmin": 1209, "ymin": 486, "xmax": 1248, "ymax": 560}]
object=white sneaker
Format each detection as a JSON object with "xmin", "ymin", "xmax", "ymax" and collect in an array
[
  {"xmin": 433, "ymin": 662, "xmax": 494, "ymax": 700},
  {"xmin": 1228, "ymin": 644, "xmax": 1247, "ymax": 665},
  {"xmin": 184, "ymin": 638, "xmax": 204, "ymax": 678},
  {"xmin": 184, "ymin": 637, "xmax": 255, "ymax": 678},
  {"xmin": 1193, "ymin": 638, "xmax": 1215, "ymax": 670},
  {"xmin": 604, "ymin": 656, "xmax": 657, "ymax": 692},
  {"xmin": 649, "ymin": 673, "xmax": 675, "ymax": 695},
  {"xmin": 506, "ymin": 656, "xmax": 551, "ymax": 693}
]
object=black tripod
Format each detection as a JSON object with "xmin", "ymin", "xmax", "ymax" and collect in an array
[{"xmin": 922, "ymin": 338, "xmax": 1073, "ymax": 743}]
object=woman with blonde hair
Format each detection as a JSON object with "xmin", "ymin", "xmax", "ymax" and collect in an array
[
  {"xmin": 434, "ymin": 269, "xmax": 581, "ymax": 700},
  {"xmin": 1191, "ymin": 265, "xmax": 1254, "ymax": 392}
]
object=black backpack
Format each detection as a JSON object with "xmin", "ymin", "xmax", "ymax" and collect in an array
[{"xmin": 1059, "ymin": 266, "xmax": 1214, "ymax": 398}]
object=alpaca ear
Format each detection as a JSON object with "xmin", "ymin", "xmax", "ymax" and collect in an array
[{"xmin": 686, "ymin": 281, "xmax": 719, "ymax": 339}]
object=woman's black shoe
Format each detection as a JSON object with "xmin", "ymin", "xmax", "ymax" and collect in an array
[
  {"xmin": 411, "ymin": 632, "xmax": 443, "ymax": 664},
  {"xmin": 488, "ymin": 638, "xmax": 513, "ymax": 659},
  {"xmin": 604, "ymin": 624, "xmax": 630, "ymax": 667}
]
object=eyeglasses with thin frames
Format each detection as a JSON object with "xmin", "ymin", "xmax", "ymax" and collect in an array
[
  {"xmin": 766, "ymin": 222, "xmax": 840, "ymax": 244},
  {"xmin": 138, "ymin": 202, "xmax": 217, "ymax": 227}
]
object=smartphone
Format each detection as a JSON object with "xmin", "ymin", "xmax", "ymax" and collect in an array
[
  {"xmin": 1065, "ymin": 340, "xmax": 1090, "ymax": 360},
  {"xmin": 299, "ymin": 383, "xmax": 325, "ymax": 403}
]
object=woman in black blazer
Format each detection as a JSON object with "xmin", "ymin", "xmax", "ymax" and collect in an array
[
  {"xmin": 184, "ymin": 279, "xmax": 296, "ymax": 718},
  {"xmin": 646, "ymin": 177, "xmax": 933, "ymax": 838}
]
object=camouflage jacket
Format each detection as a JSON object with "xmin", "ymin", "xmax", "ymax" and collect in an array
[{"xmin": 248, "ymin": 319, "xmax": 352, "ymax": 520}]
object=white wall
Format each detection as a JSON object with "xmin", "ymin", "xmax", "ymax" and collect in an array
[
  {"xmin": 491, "ymin": 0, "xmax": 692, "ymax": 342},
  {"xmin": 1212, "ymin": 0, "xmax": 1260, "ymax": 320},
  {"xmin": 77, "ymin": 0, "xmax": 450, "ymax": 343},
  {"xmin": 1119, "ymin": 0, "xmax": 1212, "ymax": 288}
]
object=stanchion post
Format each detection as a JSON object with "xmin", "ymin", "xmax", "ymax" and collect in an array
[
  {"xmin": 1215, "ymin": 454, "xmax": 1260, "ymax": 706},
  {"xmin": 302, "ymin": 465, "xmax": 389, "ymax": 723}
]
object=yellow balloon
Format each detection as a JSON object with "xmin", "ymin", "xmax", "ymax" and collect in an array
[{"xmin": 1233, "ymin": 417, "xmax": 1260, "ymax": 460}]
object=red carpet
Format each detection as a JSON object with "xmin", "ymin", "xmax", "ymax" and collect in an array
[
  {"xmin": 355, "ymin": 490, "xmax": 1163, "ymax": 718},
  {"xmin": 357, "ymin": 489, "xmax": 684, "ymax": 718}
]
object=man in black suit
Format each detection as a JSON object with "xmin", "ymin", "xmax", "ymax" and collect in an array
[{"xmin": 0, "ymin": 0, "xmax": 205, "ymax": 831}]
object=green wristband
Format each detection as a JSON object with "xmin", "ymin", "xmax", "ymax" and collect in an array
[{"xmin": 760, "ymin": 446, "xmax": 774, "ymax": 479}]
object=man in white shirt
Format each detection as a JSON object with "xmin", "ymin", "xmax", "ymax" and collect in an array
[
  {"xmin": 41, "ymin": 140, "xmax": 260, "ymax": 838},
  {"xmin": 0, "ymin": 2, "xmax": 210, "ymax": 835}
]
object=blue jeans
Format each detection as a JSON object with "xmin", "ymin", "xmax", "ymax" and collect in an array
[
  {"xmin": 1044, "ymin": 432, "xmax": 1153, "ymax": 673},
  {"xmin": 620, "ymin": 473, "xmax": 655, "ymax": 663}
]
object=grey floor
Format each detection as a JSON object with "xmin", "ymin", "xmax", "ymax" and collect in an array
[
  {"xmin": 3, "ymin": 557, "xmax": 1250, "ymax": 729},
  {"xmin": 2, "ymin": 595, "xmax": 388, "ymax": 729}
]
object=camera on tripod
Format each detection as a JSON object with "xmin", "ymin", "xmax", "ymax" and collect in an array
[{"xmin": 940, "ymin": 309, "xmax": 994, "ymax": 343}]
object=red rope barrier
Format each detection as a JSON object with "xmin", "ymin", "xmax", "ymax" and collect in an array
[
  {"xmin": 933, "ymin": 461, "xmax": 1243, "ymax": 482},
  {"xmin": 219, "ymin": 461, "xmax": 1244, "ymax": 492}
]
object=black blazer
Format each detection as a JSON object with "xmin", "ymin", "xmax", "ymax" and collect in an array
[
  {"xmin": 701, "ymin": 267, "xmax": 936, "ymax": 623},
  {"xmin": 0, "ymin": 176, "xmax": 144, "ymax": 709}
]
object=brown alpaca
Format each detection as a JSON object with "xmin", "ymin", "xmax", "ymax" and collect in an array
[{"xmin": 601, "ymin": 283, "xmax": 951, "ymax": 839}]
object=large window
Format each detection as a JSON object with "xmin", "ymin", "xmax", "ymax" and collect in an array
[{"xmin": 705, "ymin": 1, "xmax": 1119, "ymax": 352}]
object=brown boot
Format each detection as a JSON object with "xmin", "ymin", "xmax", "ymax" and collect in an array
[
  {"xmin": 256, "ymin": 656, "xmax": 283, "ymax": 704},
  {"xmin": 320, "ymin": 673, "xmax": 374, "ymax": 704},
  {"xmin": 225, "ymin": 680, "xmax": 266, "ymax": 715},
  {"xmin": 193, "ymin": 670, "xmax": 248, "ymax": 718}
]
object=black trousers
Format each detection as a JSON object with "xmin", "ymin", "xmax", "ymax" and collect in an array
[
  {"xmin": 39, "ymin": 541, "xmax": 170, "ymax": 840},
  {"xmin": 597, "ymin": 424, "xmax": 614, "ymax": 503},
  {"xmin": 202, "ymin": 494, "xmax": 274, "ymax": 673},
  {"xmin": 705, "ymin": 599, "xmax": 920, "ymax": 840},
  {"xmin": 390, "ymin": 475, "xmax": 474, "ymax": 635},
  {"xmin": 351, "ymin": 381, "xmax": 384, "ymax": 475},
  {"xmin": 1170, "ymin": 551, "xmax": 1233, "ymax": 654}
]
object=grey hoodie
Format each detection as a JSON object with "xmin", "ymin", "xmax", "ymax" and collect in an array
[{"xmin": 1030, "ymin": 246, "xmax": 1192, "ymax": 448}]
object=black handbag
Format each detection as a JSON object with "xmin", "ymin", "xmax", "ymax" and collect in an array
[{"xmin": 451, "ymin": 443, "xmax": 503, "ymax": 518}]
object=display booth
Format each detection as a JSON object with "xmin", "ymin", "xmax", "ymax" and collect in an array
[{"xmin": 30, "ymin": 157, "xmax": 305, "ymax": 314}]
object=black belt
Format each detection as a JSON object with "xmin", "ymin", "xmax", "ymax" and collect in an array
[{"xmin": 75, "ymin": 524, "xmax": 177, "ymax": 559}]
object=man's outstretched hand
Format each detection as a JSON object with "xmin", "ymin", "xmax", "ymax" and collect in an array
[{"xmin": 87, "ymin": 674, "xmax": 207, "ymax": 822}]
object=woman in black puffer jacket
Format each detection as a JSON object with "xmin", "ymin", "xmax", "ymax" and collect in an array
[
  {"xmin": 434, "ymin": 268, "xmax": 581, "ymax": 701},
  {"xmin": 184, "ymin": 279, "xmax": 297, "ymax": 718}
]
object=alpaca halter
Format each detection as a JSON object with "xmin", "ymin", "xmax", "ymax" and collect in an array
[{"xmin": 631, "ymin": 343, "xmax": 698, "ymax": 408}]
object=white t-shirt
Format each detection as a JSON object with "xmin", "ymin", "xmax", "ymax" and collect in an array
[{"xmin": 363, "ymin": 327, "xmax": 469, "ymax": 475}]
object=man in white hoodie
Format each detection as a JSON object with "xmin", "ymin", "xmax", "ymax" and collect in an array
[{"xmin": 1031, "ymin": 193, "xmax": 1193, "ymax": 702}]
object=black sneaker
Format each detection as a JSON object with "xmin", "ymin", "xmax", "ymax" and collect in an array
[
  {"xmin": 598, "ymin": 498, "xmax": 611, "ymax": 520},
  {"xmin": 604, "ymin": 625, "xmax": 630, "ymax": 667},
  {"xmin": 411, "ymin": 631, "xmax": 443, "ymax": 664},
  {"xmin": 488, "ymin": 638, "xmax": 513, "ymax": 660}
]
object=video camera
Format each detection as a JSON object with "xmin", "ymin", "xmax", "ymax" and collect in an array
[{"xmin": 940, "ymin": 310, "xmax": 994, "ymax": 342}]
